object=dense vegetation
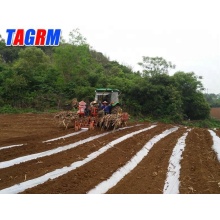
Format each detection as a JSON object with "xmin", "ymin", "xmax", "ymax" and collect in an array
[
  {"xmin": 204, "ymin": 93, "xmax": 220, "ymax": 107},
  {"xmin": 0, "ymin": 29, "xmax": 212, "ymax": 122}
]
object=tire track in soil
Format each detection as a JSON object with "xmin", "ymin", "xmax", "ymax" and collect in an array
[
  {"xmin": 106, "ymin": 127, "xmax": 187, "ymax": 194},
  {"xmin": 179, "ymin": 128, "xmax": 220, "ymax": 194},
  {"xmin": 21, "ymin": 124, "xmax": 171, "ymax": 194},
  {"xmin": 0, "ymin": 124, "xmax": 150, "ymax": 190}
]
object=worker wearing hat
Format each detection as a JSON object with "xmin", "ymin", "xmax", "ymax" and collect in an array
[{"xmin": 101, "ymin": 101, "xmax": 111, "ymax": 114}]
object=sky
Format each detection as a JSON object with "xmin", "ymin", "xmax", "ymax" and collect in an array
[{"xmin": 0, "ymin": 0, "xmax": 220, "ymax": 94}]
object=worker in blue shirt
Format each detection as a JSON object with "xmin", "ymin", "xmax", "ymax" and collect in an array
[{"xmin": 101, "ymin": 101, "xmax": 111, "ymax": 114}]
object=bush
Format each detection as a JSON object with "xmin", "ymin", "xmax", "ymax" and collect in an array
[{"xmin": 0, "ymin": 105, "xmax": 20, "ymax": 113}]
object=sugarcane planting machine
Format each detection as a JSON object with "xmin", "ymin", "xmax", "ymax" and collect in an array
[{"xmin": 55, "ymin": 88, "xmax": 129, "ymax": 130}]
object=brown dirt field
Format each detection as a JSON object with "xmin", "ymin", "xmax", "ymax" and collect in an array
[
  {"xmin": 0, "ymin": 113, "xmax": 220, "ymax": 194},
  {"xmin": 179, "ymin": 128, "xmax": 220, "ymax": 194},
  {"xmin": 210, "ymin": 108, "xmax": 220, "ymax": 120},
  {"xmin": 107, "ymin": 127, "xmax": 187, "ymax": 194}
]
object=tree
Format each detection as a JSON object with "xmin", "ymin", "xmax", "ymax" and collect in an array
[
  {"xmin": 186, "ymin": 92, "xmax": 210, "ymax": 120},
  {"xmin": 138, "ymin": 56, "xmax": 176, "ymax": 77},
  {"xmin": 204, "ymin": 93, "xmax": 220, "ymax": 107},
  {"xmin": 173, "ymin": 71, "xmax": 210, "ymax": 120},
  {"xmin": 0, "ymin": 35, "xmax": 24, "ymax": 63},
  {"xmin": 1, "ymin": 71, "xmax": 27, "ymax": 107},
  {"xmin": 90, "ymin": 50, "xmax": 109, "ymax": 66},
  {"xmin": 0, "ymin": 31, "xmax": 212, "ymax": 120},
  {"xmin": 68, "ymin": 28, "xmax": 88, "ymax": 46},
  {"xmin": 13, "ymin": 47, "xmax": 50, "ymax": 89}
]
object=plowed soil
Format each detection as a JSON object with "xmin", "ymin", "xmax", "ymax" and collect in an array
[
  {"xmin": 211, "ymin": 107, "xmax": 220, "ymax": 120},
  {"xmin": 0, "ymin": 113, "xmax": 220, "ymax": 194}
]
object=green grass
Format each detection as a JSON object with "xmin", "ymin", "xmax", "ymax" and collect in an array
[{"xmin": 181, "ymin": 117, "xmax": 220, "ymax": 129}]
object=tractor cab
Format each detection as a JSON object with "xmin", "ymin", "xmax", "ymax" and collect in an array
[{"xmin": 95, "ymin": 88, "xmax": 120, "ymax": 107}]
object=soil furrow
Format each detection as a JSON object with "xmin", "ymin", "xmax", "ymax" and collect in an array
[
  {"xmin": 179, "ymin": 128, "xmax": 220, "ymax": 194},
  {"xmin": 0, "ymin": 124, "xmax": 151, "ymax": 190},
  {"xmin": 0, "ymin": 129, "xmax": 107, "ymax": 161},
  {"xmin": 21, "ymin": 124, "xmax": 171, "ymax": 193},
  {"xmin": 2, "ymin": 112, "xmax": 219, "ymax": 194},
  {"xmin": 0, "ymin": 124, "xmax": 146, "ymax": 162},
  {"xmin": 107, "ymin": 127, "xmax": 187, "ymax": 193}
]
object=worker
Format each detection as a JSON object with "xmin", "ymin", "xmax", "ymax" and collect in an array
[
  {"xmin": 90, "ymin": 100, "xmax": 98, "ymax": 116},
  {"xmin": 77, "ymin": 100, "xmax": 86, "ymax": 116},
  {"xmin": 102, "ymin": 101, "xmax": 111, "ymax": 114},
  {"xmin": 101, "ymin": 101, "xmax": 107, "ymax": 109},
  {"xmin": 85, "ymin": 101, "xmax": 91, "ymax": 116}
]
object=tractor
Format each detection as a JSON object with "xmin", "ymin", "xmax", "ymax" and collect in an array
[
  {"xmin": 94, "ymin": 88, "xmax": 122, "ymax": 114},
  {"xmin": 94, "ymin": 88, "xmax": 120, "ymax": 107}
]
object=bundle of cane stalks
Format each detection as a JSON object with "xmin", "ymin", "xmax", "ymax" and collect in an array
[
  {"xmin": 97, "ymin": 112, "xmax": 129, "ymax": 130},
  {"xmin": 54, "ymin": 111, "xmax": 79, "ymax": 129}
]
